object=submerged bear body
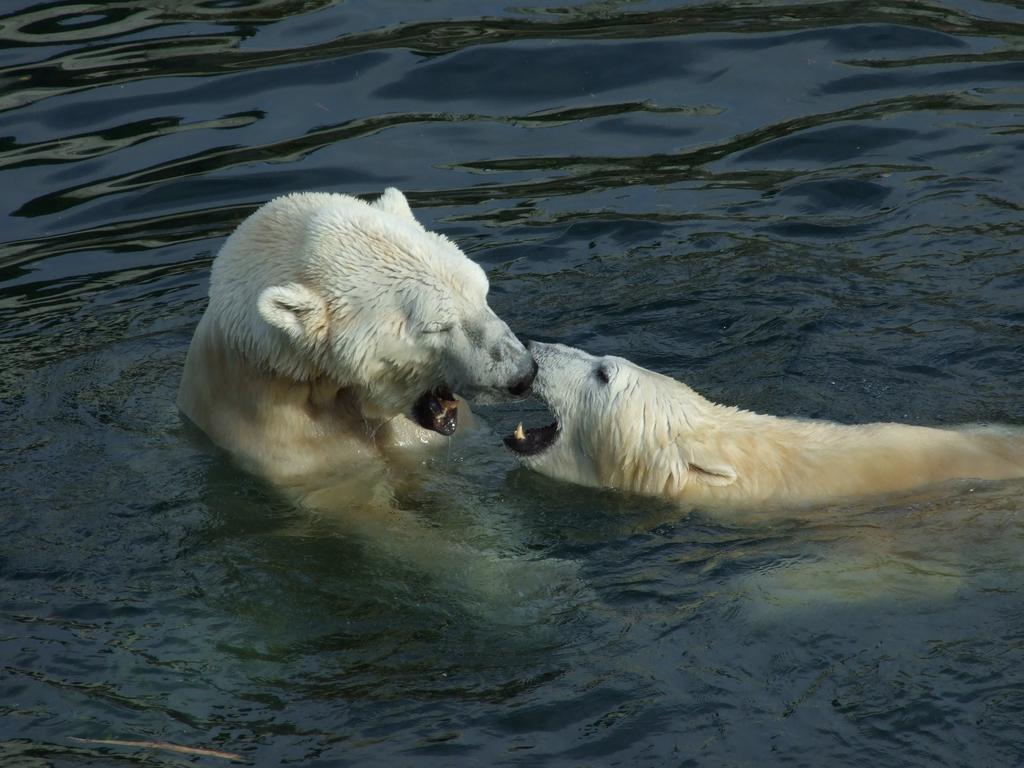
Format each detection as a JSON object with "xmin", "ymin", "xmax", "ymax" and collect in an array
[{"xmin": 506, "ymin": 342, "xmax": 1024, "ymax": 507}]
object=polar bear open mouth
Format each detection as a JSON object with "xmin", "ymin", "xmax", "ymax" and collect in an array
[
  {"xmin": 503, "ymin": 417, "xmax": 560, "ymax": 456},
  {"xmin": 413, "ymin": 386, "xmax": 459, "ymax": 436}
]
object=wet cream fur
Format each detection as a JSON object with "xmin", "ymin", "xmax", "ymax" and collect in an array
[
  {"xmin": 177, "ymin": 191, "xmax": 571, "ymax": 604},
  {"xmin": 178, "ymin": 189, "xmax": 533, "ymax": 493},
  {"xmin": 518, "ymin": 342, "xmax": 1024, "ymax": 506}
]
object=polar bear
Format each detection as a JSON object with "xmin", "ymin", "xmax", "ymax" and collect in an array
[
  {"xmin": 505, "ymin": 342, "xmax": 1024, "ymax": 506},
  {"xmin": 178, "ymin": 189, "xmax": 536, "ymax": 496}
]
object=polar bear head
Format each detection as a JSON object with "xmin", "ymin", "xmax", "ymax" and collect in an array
[
  {"xmin": 208, "ymin": 189, "xmax": 535, "ymax": 432},
  {"xmin": 504, "ymin": 342, "xmax": 738, "ymax": 496}
]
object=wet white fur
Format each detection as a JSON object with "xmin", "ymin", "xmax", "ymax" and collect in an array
[
  {"xmin": 177, "ymin": 189, "xmax": 533, "ymax": 488},
  {"xmin": 519, "ymin": 342, "xmax": 1024, "ymax": 506}
]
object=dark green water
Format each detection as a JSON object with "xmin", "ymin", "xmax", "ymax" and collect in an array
[{"xmin": 2, "ymin": 1, "xmax": 1024, "ymax": 765}]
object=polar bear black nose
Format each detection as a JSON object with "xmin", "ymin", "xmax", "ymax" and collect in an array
[{"xmin": 508, "ymin": 359, "xmax": 539, "ymax": 396}]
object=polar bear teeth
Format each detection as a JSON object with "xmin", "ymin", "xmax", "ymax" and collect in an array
[
  {"xmin": 504, "ymin": 420, "xmax": 559, "ymax": 456},
  {"xmin": 413, "ymin": 386, "xmax": 459, "ymax": 436}
]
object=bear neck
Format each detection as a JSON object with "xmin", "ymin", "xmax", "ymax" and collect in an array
[
  {"xmin": 673, "ymin": 396, "xmax": 1024, "ymax": 505},
  {"xmin": 179, "ymin": 314, "xmax": 406, "ymax": 469}
]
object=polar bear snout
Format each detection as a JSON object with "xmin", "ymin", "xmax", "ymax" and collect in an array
[
  {"xmin": 502, "ymin": 342, "xmax": 571, "ymax": 459},
  {"xmin": 447, "ymin": 314, "xmax": 536, "ymax": 402},
  {"xmin": 484, "ymin": 322, "xmax": 536, "ymax": 395},
  {"xmin": 508, "ymin": 359, "xmax": 539, "ymax": 396},
  {"xmin": 483, "ymin": 346, "xmax": 535, "ymax": 398}
]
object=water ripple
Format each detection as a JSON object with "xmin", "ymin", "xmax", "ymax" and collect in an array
[{"xmin": 3, "ymin": 0, "xmax": 1024, "ymax": 765}]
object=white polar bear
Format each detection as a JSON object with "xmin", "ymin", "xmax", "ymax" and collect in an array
[
  {"xmin": 505, "ymin": 342, "xmax": 1024, "ymax": 507},
  {"xmin": 178, "ymin": 188, "xmax": 536, "ymax": 495}
]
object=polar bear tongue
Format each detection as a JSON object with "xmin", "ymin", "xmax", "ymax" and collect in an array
[{"xmin": 413, "ymin": 387, "xmax": 458, "ymax": 436}]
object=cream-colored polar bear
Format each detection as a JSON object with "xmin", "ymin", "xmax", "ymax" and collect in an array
[
  {"xmin": 505, "ymin": 342, "xmax": 1024, "ymax": 506},
  {"xmin": 178, "ymin": 189, "xmax": 535, "ymax": 498}
]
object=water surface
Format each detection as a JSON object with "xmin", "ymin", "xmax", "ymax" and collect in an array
[{"xmin": 2, "ymin": 1, "xmax": 1024, "ymax": 765}]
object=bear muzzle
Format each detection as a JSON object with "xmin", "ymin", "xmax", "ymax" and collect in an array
[{"xmin": 508, "ymin": 359, "xmax": 539, "ymax": 397}]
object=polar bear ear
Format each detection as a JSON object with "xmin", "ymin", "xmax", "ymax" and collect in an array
[
  {"xmin": 643, "ymin": 440, "xmax": 736, "ymax": 494},
  {"xmin": 374, "ymin": 187, "xmax": 420, "ymax": 226},
  {"xmin": 258, "ymin": 283, "xmax": 328, "ymax": 345},
  {"xmin": 687, "ymin": 459, "xmax": 737, "ymax": 487},
  {"xmin": 684, "ymin": 441, "xmax": 737, "ymax": 487}
]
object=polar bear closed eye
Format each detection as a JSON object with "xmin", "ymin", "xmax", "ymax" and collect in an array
[
  {"xmin": 505, "ymin": 342, "xmax": 1024, "ymax": 506},
  {"xmin": 178, "ymin": 189, "xmax": 536, "ymax": 489}
]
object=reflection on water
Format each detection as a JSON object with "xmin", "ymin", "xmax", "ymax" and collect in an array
[{"xmin": 2, "ymin": 0, "xmax": 1024, "ymax": 765}]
